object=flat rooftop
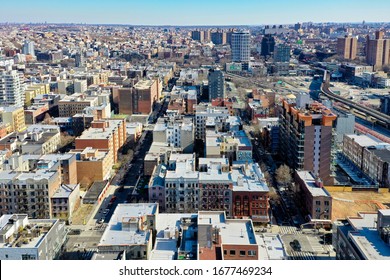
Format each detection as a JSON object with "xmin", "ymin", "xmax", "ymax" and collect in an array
[
  {"xmin": 198, "ymin": 212, "xmax": 257, "ymax": 245},
  {"xmin": 345, "ymin": 134, "xmax": 384, "ymax": 147},
  {"xmin": 296, "ymin": 170, "xmax": 331, "ymax": 197},
  {"xmin": 99, "ymin": 204, "xmax": 157, "ymax": 247},
  {"xmin": 346, "ymin": 213, "xmax": 390, "ymax": 260},
  {"xmin": 256, "ymin": 234, "xmax": 286, "ymax": 260}
]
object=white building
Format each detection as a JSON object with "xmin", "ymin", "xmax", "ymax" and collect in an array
[
  {"xmin": 0, "ymin": 214, "xmax": 66, "ymax": 260},
  {"xmin": 0, "ymin": 68, "xmax": 24, "ymax": 107}
]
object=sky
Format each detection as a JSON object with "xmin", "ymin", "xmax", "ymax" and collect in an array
[{"xmin": 2, "ymin": 0, "xmax": 390, "ymax": 25}]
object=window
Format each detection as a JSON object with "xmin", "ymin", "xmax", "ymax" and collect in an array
[
  {"xmin": 324, "ymin": 201, "xmax": 329, "ymax": 206},
  {"xmin": 223, "ymin": 250, "xmax": 227, "ymax": 255},
  {"xmin": 248, "ymin": 250, "xmax": 256, "ymax": 256},
  {"xmin": 229, "ymin": 250, "xmax": 236, "ymax": 255},
  {"xmin": 240, "ymin": 250, "xmax": 246, "ymax": 256},
  {"xmin": 315, "ymin": 201, "xmax": 321, "ymax": 206}
]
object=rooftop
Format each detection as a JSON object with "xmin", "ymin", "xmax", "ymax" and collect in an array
[
  {"xmin": 52, "ymin": 184, "xmax": 79, "ymax": 199},
  {"xmin": 198, "ymin": 211, "xmax": 257, "ymax": 245},
  {"xmin": 296, "ymin": 170, "xmax": 331, "ymax": 197},
  {"xmin": 99, "ymin": 204, "xmax": 157, "ymax": 247},
  {"xmin": 344, "ymin": 212, "xmax": 390, "ymax": 260}
]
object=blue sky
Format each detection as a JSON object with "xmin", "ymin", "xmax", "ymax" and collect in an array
[{"xmin": 3, "ymin": 0, "xmax": 390, "ymax": 25}]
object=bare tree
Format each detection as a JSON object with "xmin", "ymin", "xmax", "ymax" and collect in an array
[{"xmin": 275, "ymin": 164, "xmax": 292, "ymax": 186}]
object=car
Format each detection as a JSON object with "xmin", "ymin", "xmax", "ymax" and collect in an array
[
  {"xmin": 97, "ymin": 218, "xmax": 105, "ymax": 224},
  {"xmin": 103, "ymin": 209, "xmax": 110, "ymax": 215},
  {"xmin": 290, "ymin": 239, "xmax": 301, "ymax": 251}
]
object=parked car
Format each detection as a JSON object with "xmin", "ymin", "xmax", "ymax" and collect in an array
[{"xmin": 290, "ymin": 239, "xmax": 301, "ymax": 251}]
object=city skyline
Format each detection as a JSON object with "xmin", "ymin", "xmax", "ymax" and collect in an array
[{"xmin": 2, "ymin": 0, "xmax": 390, "ymax": 25}]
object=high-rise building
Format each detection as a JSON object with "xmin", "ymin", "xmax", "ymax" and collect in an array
[
  {"xmin": 294, "ymin": 22, "xmax": 302, "ymax": 31},
  {"xmin": 211, "ymin": 30, "xmax": 226, "ymax": 45},
  {"xmin": 273, "ymin": 44, "xmax": 291, "ymax": 62},
  {"xmin": 231, "ymin": 30, "xmax": 250, "ymax": 64},
  {"xmin": 337, "ymin": 35, "xmax": 358, "ymax": 60},
  {"xmin": 22, "ymin": 40, "xmax": 35, "ymax": 56},
  {"xmin": 261, "ymin": 34, "xmax": 275, "ymax": 57},
  {"xmin": 366, "ymin": 31, "xmax": 390, "ymax": 70},
  {"xmin": 74, "ymin": 52, "xmax": 84, "ymax": 67},
  {"xmin": 191, "ymin": 30, "xmax": 204, "ymax": 42},
  {"xmin": 208, "ymin": 68, "xmax": 225, "ymax": 101},
  {"xmin": 0, "ymin": 68, "xmax": 24, "ymax": 107},
  {"xmin": 279, "ymin": 98, "xmax": 337, "ymax": 184}
]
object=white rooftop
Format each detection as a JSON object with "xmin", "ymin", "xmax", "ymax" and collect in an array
[
  {"xmin": 256, "ymin": 234, "xmax": 286, "ymax": 260},
  {"xmin": 198, "ymin": 212, "xmax": 257, "ymax": 245},
  {"xmin": 99, "ymin": 204, "xmax": 157, "ymax": 247},
  {"xmin": 296, "ymin": 171, "xmax": 330, "ymax": 197}
]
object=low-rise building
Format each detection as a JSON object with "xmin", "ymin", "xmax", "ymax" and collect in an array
[
  {"xmin": 333, "ymin": 209, "xmax": 390, "ymax": 260},
  {"xmin": 0, "ymin": 214, "xmax": 67, "ymax": 260},
  {"xmin": 198, "ymin": 211, "xmax": 259, "ymax": 260},
  {"xmin": 96, "ymin": 203, "xmax": 158, "ymax": 260},
  {"xmin": 294, "ymin": 171, "xmax": 332, "ymax": 220},
  {"xmin": 50, "ymin": 184, "xmax": 80, "ymax": 224},
  {"xmin": 153, "ymin": 115, "xmax": 194, "ymax": 153}
]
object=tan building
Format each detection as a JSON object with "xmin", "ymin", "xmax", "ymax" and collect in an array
[
  {"xmin": 337, "ymin": 36, "xmax": 358, "ymax": 60},
  {"xmin": 40, "ymin": 153, "xmax": 78, "ymax": 185},
  {"xmin": 70, "ymin": 147, "xmax": 113, "ymax": 184},
  {"xmin": 0, "ymin": 106, "xmax": 26, "ymax": 133},
  {"xmin": 366, "ymin": 31, "xmax": 390, "ymax": 70},
  {"xmin": 58, "ymin": 93, "xmax": 99, "ymax": 117},
  {"xmin": 75, "ymin": 118, "xmax": 126, "ymax": 163}
]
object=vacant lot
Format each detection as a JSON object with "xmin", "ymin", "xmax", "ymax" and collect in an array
[{"xmin": 330, "ymin": 191, "xmax": 390, "ymax": 221}]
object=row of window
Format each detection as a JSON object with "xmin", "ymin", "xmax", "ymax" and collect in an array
[{"xmin": 223, "ymin": 250, "xmax": 257, "ymax": 257}]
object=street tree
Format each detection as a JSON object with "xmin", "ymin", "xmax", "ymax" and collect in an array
[{"xmin": 275, "ymin": 164, "xmax": 292, "ymax": 186}]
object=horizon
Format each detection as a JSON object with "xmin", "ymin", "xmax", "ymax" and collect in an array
[{"xmin": 2, "ymin": 0, "xmax": 390, "ymax": 26}]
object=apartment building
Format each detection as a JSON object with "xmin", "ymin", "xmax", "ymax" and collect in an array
[
  {"xmin": 58, "ymin": 93, "xmax": 99, "ymax": 117},
  {"xmin": 206, "ymin": 130, "xmax": 252, "ymax": 163},
  {"xmin": 279, "ymin": 99, "xmax": 337, "ymax": 184},
  {"xmin": 70, "ymin": 147, "xmax": 113, "ymax": 183},
  {"xmin": 0, "ymin": 169, "xmax": 61, "ymax": 219},
  {"xmin": 133, "ymin": 79, "xmax": 159, "ymax": 114},
  {"xmin": 96, "ymin": 204, "xmax": 158, "ymax": 260},
  {"xmin": 366, "ymin": 31, "xmax": 390, "ymax": 70},
  {"xmin": 294, "ymin": 171, "xmax": 332, "ymax": 220},
  {"xmin": 337, "ymin": 35, "xmax": 358, "ymax": 60},
  {"xmin": 0, "ymin": 68, "xmax": 24, "ymax": 107},
  {"xmin": 231, "ymin": 162, "xmax": 270, "ymax": 223},
  {"xmin": 333, "ymin": 209, "xmax": 390, "ymax": 260},
  {"xmin": 153, "ymin": 115, "xmax": 194, "ymax": 153},
  {"xmin": 0, "ymin": 106, "xmax": 26, "ymax": 133},
  {"xmin": 50, "ymin": 184, "xmax": 80, "ymax": 224},
  {"xmin": 198, "ymin": 211, "xmax": 258, "ymax": 260},
  {"xmin": 0, "ymin": 214, "xmax": 67, "ymax": 260},
  {"xmin": 75, "ymin": 118, "xmax": 126, "ymax": 163},
  {"xmin": 195, "ymin": 104, "xmax": 230, "ymax": 140}
]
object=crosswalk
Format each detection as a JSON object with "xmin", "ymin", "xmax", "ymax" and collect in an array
[{"xmin": 278, "ymin": 226, "xmax": 316, "ymax": 260}]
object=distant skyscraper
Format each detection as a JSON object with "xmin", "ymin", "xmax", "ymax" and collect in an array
[
  {"xmin": 261, "ymin": 35, "xmax": 275, "ymax": 57},
  {"xmin": 366, "ymin": 31, "xmax": 390, "ymax": 70},
  {"xmin": 211, "ymin": 30, "xmax": 226, "ymax": 45},
  {"xmin": 337, "ymin": 35, "xmax": 358, "ymax": 60},
  {"xmin": 75, "ymin": 52, "xmax": 84, "ymax": 67},
  {"xmin": 208, "ymin": 68, "xmax": 225, "ymax": 101},
  {"xmin": 191, "ymin": 30, "xmax": 204, "ymax": 42},
  {"xmin": 0, "ymin": 68, "xmax": 24, "ymax": 107},
  {"xmin": 273, "ymin": 44, "xmax": 291, "ymax": 62},
  {"xmin": 231, "ymin": 30, "xmax": 250, "ymax": 64},
  {"xmin": 294, "ymin": 22, "xmax": 301, "ymax": 31},
  {"xmin": 22, "ymin": 40, "xmax": 35, "ymax": 56}
]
